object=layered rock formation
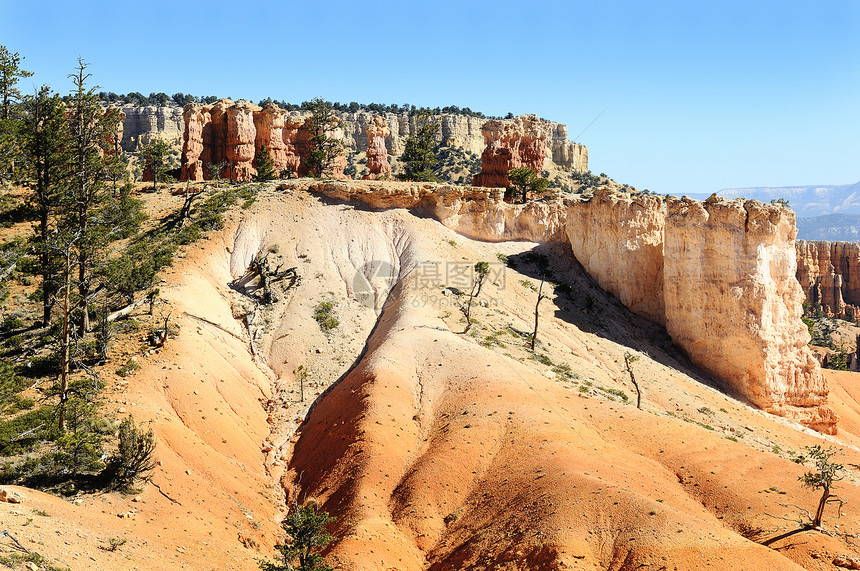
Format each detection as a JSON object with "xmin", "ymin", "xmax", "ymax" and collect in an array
[
  {"xmin": 362, "ymin": 116, "xmax": 391, "ymax": 180},
  {"xmin": 796, "ymin": 241, "xmax": 860, "ymax": 320},
  {"xmin": 566, "ymin": 189, "xmax": 666, "ymax": 325},
  {"xmin": 297, "ymin": 180, "xmax": 568, "ymax": 243},
  {"xmin": 254, "ymin": 104, "xmax": 289, "ymax": 175},
  {"xmin": 180, "ymin": 100, "xmax": 349, "ymax": 182},
  {"xmin": 173, "ymin": 105, "xmax": 588, "ymax": 182},
  {"xmin": 289, "ymin": 180, "xmax": 835, "ymax": 433},
  {"xmin": 664, "ymin": 197, "xmax": 833, "ymax": 432},
  {"xmin": 472, "ymin": 115, "xmax": 548, "ymax": 188},
  {"xmin": 119, "ymin": 104, "xmax": 183, "ymax": 152},
  {"xmin": 226, "ymin": 101, "xmax": 260, "ymax": 181}
]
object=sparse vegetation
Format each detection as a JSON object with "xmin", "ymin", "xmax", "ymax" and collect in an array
[
  {"xmin": 313, "ymin": 301, "xmax": 339, "ymax": 332},
  {"xmin": 461, "ymin": 261, "xmax": 489, "ymax": 333},
  {"xmin": 260, "ymin": 498, "xmax": 336, "ymax": 571},
  {"xmin": 506, "ymin": 167, "xmax": 549, "ymax": 203},
  {"xmin": 798, "ymin": 445, "xmax": 843, "ymax": 529}
]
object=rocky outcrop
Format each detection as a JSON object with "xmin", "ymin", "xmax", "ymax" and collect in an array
[
  {"xmin": 294, "ymin": 179, "xmax": 567, "ymax": 243},
  {"xmin": 254, "ymin": 104, "xmax": 289, "ymax": 175},
  {"xmin": 796, "ymin": 241, "xmax": 860, "ymax": 321},
  {"xmin": 180, "ymin": 100, "xmax": 351, "ymax": 182},
  {"xmin": 180, "ymin": 105, "xmax": 207, "ymax": 182},
  {"xmin": 472, "ymin": 115, "xmax": 548, "ymax": 188},
  {"xmin": 546, "ymin": 122, "xmax": 588, "ymax": 173},
  {"xmin": 362, "ymin": 116, "xmax": 391, "ymax": 180},
  {"xmin": 290, "ymin": 180, "xmax": 834, "ymax": 433},
  {"xmin": 566, "ymin": 189, "xmax": 666, "ymax": 325},
  {"xmin": 226, "ymin": 101, "xmax": 260, "ymax": 182},
  {"xmin": 664, "ymin": 197, "xmax": 833, "ymax": 432},
  {"xmin": 119, "ymin": 104, "xmax": 183, "ymax": 152}
]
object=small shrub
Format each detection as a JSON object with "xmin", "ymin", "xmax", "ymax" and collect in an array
[
  {"xmin": 599, "ymin": 386, "xmax": 629, "ymax": 402},
  {"xmin": 313, "ymin": 301, "xmax": 339, "ymax": 332},
  {"xmin": 116, "ymin": 359, "xmax": 141, "ymax": 377},
  {"xmin": 1, "ymin": 316, "xmax": 24, "ymax": 331},
  {"xmin": 100, "ymin": 537, "xmax": 127, "ymax": 552},
  {"xmin": 104, "ymin": 416, "xmax": 156, "ymax": 491},
  {"xmin": 552, "ymin": 363, "xmax": 577, "ymax": 380}
]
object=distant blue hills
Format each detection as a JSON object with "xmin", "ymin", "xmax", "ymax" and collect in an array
[{"xmin": 710, "ymin": 182, "xmax": 860, "ymax": 241}]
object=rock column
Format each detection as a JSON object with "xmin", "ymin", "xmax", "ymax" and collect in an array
[{"xmin": 363, "ymin": 116, "xmax": 391, "ymax": 180}]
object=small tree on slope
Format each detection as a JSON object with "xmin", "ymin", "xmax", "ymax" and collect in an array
[
  {"xmin": 799, "ymin": 444, "xmax": 843, "ymax": 529},
  {"xmin": 260, "ymin": 499, "xmax": 336, "ymax": 571}
]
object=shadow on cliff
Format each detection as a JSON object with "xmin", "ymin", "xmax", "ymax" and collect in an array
[{"xmin": 508, "ymin": 242, "xmax": 749, "ymax": 401}]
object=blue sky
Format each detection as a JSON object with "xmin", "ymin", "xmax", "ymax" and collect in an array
[{"xmin": 1, "ymin": 0, "xmax": 857, "ymax": 195}]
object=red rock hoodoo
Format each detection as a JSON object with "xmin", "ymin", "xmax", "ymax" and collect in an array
[
  {"xmin": 796, "ymin": 240, "xmax": 860, "ymax": 321},
  {"xmin": 180, "ymin": 100, "xmax": 347, "ymax": 182},
  {"xmin": 472, "ymin": 114, "xmax": 548, "ymax": 188},
  {"xmin": 254, "ymin": 104, "xmax": 289, "ymax": 175},
  {"xmin": 362, "ymin": 116, "xmax": 391, "ymax": 180}
]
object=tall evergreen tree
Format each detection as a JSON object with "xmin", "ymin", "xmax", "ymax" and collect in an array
[
  {"xmin": 398, "ymin": 111, "xmax": 439, "ymax": 181},
  {"xmin": 0, "ymin": 46, "xmax": 32, "ymax": 121},
  {"xmin": 0, "ymin": 46, "xmax": 33, "ymax": 182},
  {"xmin": 19, "ymin": 86, "xmax": 70, "ymax": 324},
  {"xmin": 304, "ymin": 98, "xmax": 343, "ymax": 178},
  {"xmin": 141, "ymin": 138, "xmax": 171, "ymax": 191},
  {"xmin": 64, "ymin": 58, "xmax": 122, "ymax": 333},
  {"xmin": 254, "ymin": 143, "xmax": 277, "ymax": 182}
]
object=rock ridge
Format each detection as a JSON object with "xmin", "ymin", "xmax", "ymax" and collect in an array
[{"xmin": 286, "ymin": 180, "xmax": 835, "ymax": 433}]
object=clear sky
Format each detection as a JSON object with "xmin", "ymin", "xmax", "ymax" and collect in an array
[{"xmin": 2, "ymin": 0, "xmax": 857, "ymax": 196}]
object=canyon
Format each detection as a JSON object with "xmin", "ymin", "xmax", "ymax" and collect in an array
[
  {"xmin": 118, "ymin": 100, "xmax": 587, "ymax": 183},
  {"xmin": 796, "ymin": 240, "xmax": 860, "ymax": 322},
  {"xmin": 4, "ymin": 179, "xmax": 860, "ymax": 571},
  {"xmin": 299, "ymin": 180, "xmax": 836, "ymax": 433}
]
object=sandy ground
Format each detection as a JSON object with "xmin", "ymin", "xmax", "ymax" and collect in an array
[{"xmin": 4, "ymin": 183, "xmax": 860, "ymax": 570}]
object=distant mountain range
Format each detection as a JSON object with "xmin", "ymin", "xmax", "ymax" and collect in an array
[{"xmin": 715, "ymin": 182, "xmax": 860, "ymax": 242}]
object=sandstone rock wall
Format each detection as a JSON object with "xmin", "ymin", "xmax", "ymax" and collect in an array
[
  {"xmin": 362, "ymin": 116, "xmax": 392, "ymax": 180},
  {"xmin": 119, "ymin": 104, "xmax": 183, "ymax": 152},
  {"xmin": 796, "ymin": 240, "xmax": 860, "ymax": 320},
  {"xmin": 254, "ymin": 104, "xmax": 289, "ymax": 174},
  {"xmin": 664, "ymin": 197, "xmax": 833, "ymax": 432},
  {"xmin": 181, "ymin": 101, "xmax": 350, "ymax": 182},
  {"xmin": 566, "ymin": 189, "xmax": 666, "ymax": 325},
  {"xmin": 546, "ymin": 122, "xmax": 588, "ymax": 172},
  {"xmin": 225, "ymin": 101, "xmax": 259, "ymax": 182},
  {"xmin": 298, "ymin": 179, "xmax": 568, "ymax": 243},
  {"xmin": 171, "ymin": 105, "xmax": 589, "ymax": 180},
  {"xmin": 292, "ymin": 180, "xmax": 835, "ymax": 433},
  {"xmin": 472, "ymin": 115, "xmax": 548, "ymax": 188}
]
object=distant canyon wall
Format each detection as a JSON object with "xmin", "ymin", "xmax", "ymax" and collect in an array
[
  {"xmin": 796, "ymin": 240, "xmax": 860, "ymax": 321},
  {"xmin": 118, "ymin": 104, "xmax": 184, "ymax": 152},
  {"xmin": 170, "ymin": 100, "xmax": 588, "ymax": 182},
  {"xmin": 296, "ymin": 180, "xmax": 835, "ymax": 434}
]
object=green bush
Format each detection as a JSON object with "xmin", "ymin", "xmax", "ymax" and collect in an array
[
  {"xmin": 313, "ymin": 301, "xmax": 339, "ymax": 332},
  {"xmin": 0, "ymin": 405, "xmax": 56, "ymax": 456},
  {"xmin": 104, "ymin": 416, "xmax": 156, "ymax": 491}
]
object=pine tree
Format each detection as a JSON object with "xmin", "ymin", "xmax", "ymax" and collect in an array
[
  {"xmin": 304, "ymin": 98, "xmax": 343, "ymax": 178},
  {"xmin": 399, "ymin": 111, "xmax": 439, "ymax": 181},
  {"xmin": 0, "ymin": 46, "xmax": 32, "ymax": 121},
  {"xmin": 260, "ymin": 500, "xmax": 336, "ymax": 571},
  {"xmin": 254, "ymin": 143, "xmax": 277, "ymax": 182},
  {"xmin": 19, "ymin": 85, "xmax": 70, "ymax": 324},
  {"xmin": 141, "ymin": 138, "xmax": 171, "ymax": 191},
  {"xmin": 64, "ymin": 58, "xmax": 123, "ymax": 333},
  {"xmin": 0, "ymin": 46, "xmax": 33, "ymax": 182},
  {"xmin": 506, "ymin": 167, "xmax": 549, "ymax": 203}
]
